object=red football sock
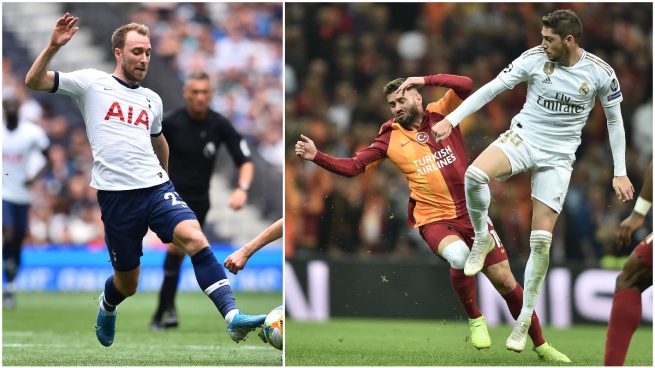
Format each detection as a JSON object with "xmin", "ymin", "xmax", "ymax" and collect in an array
[
  {"xmin": 604, "ymin": 288, "xmax": 642, "ymax": 366},
  {"xmin": 449, "ymin": 268, "xmax": 482, "ymax": 319},
  {"xmin": 502, "ymin": 284, "xmax": 545, "ymax": 347}
]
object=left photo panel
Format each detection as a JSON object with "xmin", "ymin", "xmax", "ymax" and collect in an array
[{"xmin": 2, "ymin": 2, "xmax": 283, "ymax": 365}]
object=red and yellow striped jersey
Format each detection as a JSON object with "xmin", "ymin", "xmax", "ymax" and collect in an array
[{"xmin": 313, "ymin": 74, "xmax": 472, "ymax": 227}]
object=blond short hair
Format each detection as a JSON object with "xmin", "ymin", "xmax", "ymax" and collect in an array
[{"xmin": 111, "ymin": 23, "xmax": 150, "ymax": 50}]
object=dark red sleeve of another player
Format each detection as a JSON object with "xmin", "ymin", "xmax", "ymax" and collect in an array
[
  {"xmin": 423, "ymin": 74, "xmax": 473, "ymax": 100},
  {"xmin": 313, "ymin": 126, "xmax": 391, "ymax": 177}
]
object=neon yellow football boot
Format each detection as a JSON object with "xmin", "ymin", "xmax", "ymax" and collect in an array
[
  {"xmin": 469, "ymin": 315, "xmax": 491, "ymax": 349},
  {"xmin": 534, "ymin": 341, "xmax": 572, "ymax": 363}
]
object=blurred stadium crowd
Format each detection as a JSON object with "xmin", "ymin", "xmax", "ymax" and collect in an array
[
  {"xmin": 285, "ymin": 3, "xmax": 652, "ymax": 266},
  {"xmin": 3, "ymin": 2, "xmax": 282, "ymax": 247}
]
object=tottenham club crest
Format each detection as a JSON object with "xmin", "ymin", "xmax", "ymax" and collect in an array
[
  {"xmin": 579, "ymin": 81, "xmax": 590, "ymax": 95},
  {"xmin": 416, "ymin": 132, "xmax": 429, "ymax": 144},
  {"xmin": 543, "ymin": 62, "xmax": 555, "ymax": 75}
]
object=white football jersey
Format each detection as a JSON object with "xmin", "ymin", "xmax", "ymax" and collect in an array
[
  {"xmin": 498, "ymin": 46, "xmax": 623, "ymax": 154},
  {"xmin": 2, "ymin": 121, "xmax": 50, "ymax": 204},
  {"xmin": 53, "ymin": 68, "xmax": 169, "ymax": 190}
]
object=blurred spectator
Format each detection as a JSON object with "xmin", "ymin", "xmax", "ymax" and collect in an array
[{"xmin": 286, "ymin": 3, "xmax": 652, "ymax": 265}]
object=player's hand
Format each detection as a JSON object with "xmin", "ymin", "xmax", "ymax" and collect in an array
[
  {"xmin": 616, "ymin": 212, "xmax": 645, "ymax": 248},
  {"xmin": 228, "ymin": 188, "xmax": 248, "ymax": 210},
  {"xmin": 50, "ymin": 13, "xmax": 79, "ymax": 47},
  {"xmin": 223, "ymin": 247, "xmax": 249, "ymax": 275},
  {"xmin": 295, "ymin": 134, "xmax": 317, "ymax": 161},
  {"xmin": 432, "ymin": 119, "xmax": 453, "ymax": 143},
  {"xmin": 612, "ymin": 176, "xmax": 634, "ymax": 202},
  {"xmin": 395, "ymin": 77, "xmax": 425, "ymax": 96}
]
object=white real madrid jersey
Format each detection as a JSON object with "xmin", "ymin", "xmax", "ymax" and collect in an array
[
  {"xmin": 53, "ymin": 68, "xmax": 169, "ymax": 190},
  {"xmin": 498, "ymin": 46, "xmax": 623, "ymax": 155},
  {"xmin": 2, "ymin": 121, "xmax": 50, "ymax": 204}
]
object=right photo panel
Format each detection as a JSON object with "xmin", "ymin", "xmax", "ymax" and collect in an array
[{"xmin": 284, "ymin": 2, "xmax": 653, "ymax": 366}]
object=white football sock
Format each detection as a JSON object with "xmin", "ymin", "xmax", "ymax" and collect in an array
[
  {"xmin": 464, "ymin": 165, "xmax": 491, "ymax": 238},
  {"xmin": 225, "ymin": 308, "xmax": 239, "ymax": 324},
  {"xmin": 520, "ymin": 230, "xmax": 552, "ymax": 317}
]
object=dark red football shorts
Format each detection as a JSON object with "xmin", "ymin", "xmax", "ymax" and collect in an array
[
  {"xmin": 419, "ymin": 216, "xmax": 508, "ymax": 267},
  {"xmin": 634, "ymin": 233, "xmax": 653, "ymax": 269}
]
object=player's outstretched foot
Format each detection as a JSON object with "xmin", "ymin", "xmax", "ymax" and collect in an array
[
  {"xmin": 506, "ymin": 314, "xmax": 531, "ymax": 352},
  {"xmin": 468, "ymin": 315, "xmax": 491, "ymax": 349},
  {"xmin": 534, "ymin": 342, "xmax": 572, "ymax": 363},
  {"xmin": 464, "ymin": 234, "xmax": 494, "ymax": 276},
  {"xmin": 258, "ymin": 328, "xmax": 268, "ymax": 343},
  {"xmin": 227, "ymin": 311, "xmax": 267, "ymax": 343},
  {"xmin": 95, "ymin": 293, "xmax": 117, "ymax": 347}
]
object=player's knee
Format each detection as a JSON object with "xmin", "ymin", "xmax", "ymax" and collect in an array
[
  {"xmin": 442, "ymin": 240, "xmax": 470, "ymax": 269},
  {"xmin": 529, "ymin": 230, "xmax": 552, "ymax": 255},
  {"xmin": 494, "ymin": 270, "xmax": 517, "ymax": 294},
  {"xmin": 183, "ymin": 229, "xmax": 208, "ymax": 254},
  {"xmin": 464, "ymin": 165, "xmax": 490, "ymax": 186}
]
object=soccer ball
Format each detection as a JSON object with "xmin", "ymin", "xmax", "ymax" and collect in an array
[{"xmin": 262, "ymin": 306, "xmax": 283, "ymax": 350}]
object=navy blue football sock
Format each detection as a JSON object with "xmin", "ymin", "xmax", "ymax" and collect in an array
[
  {"xmin": 103, "ymin": 276, "xmax": 127, "ymax": 312},
  {"xmin": 190, "ymin": 247, "xmax": 237, "ymax": 317}
]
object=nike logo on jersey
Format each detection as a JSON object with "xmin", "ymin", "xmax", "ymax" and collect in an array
[{"xmin": 401, "ymin": 141, "xmax": 411, "ymax": 147}]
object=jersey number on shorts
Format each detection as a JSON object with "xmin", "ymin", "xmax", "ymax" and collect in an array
[
  {"xmin": 499, "ymin": 130, "xmax": 523, "ymax": 147},
  {"xmin": 489, "ymin": 229, "xmax": 503, "ymax": 249},
  {"xmin": 164, "ymin": 192, "xmax": 188, "ymax": 208}
]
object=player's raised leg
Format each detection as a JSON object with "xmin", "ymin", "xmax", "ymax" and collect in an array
[
  {"xmin": 171, "ymin": 220, "xmax": 266, "ymax": 342},
  {"xmin": 464, "ymin": 145, "xmax": 512, "ymax": 276},
  {"xmin": 506, "ymin": 200, "xmax": 559, "ymax": 352}
]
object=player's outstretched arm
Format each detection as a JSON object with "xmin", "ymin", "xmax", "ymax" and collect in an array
[
  {"xmin": 295, "ymin": 134, "xmax": 317, "ymax": 161},
  {"xmin": 616, "ymin": 160, "xmax": 652, "ymax": 247},
  {"xmin": 25, "ymin": 13, "xmax": 79, "ymax": 91},
  {"xmin": 224, "ymin": 219, "xmax": 283, "ymax": 275},
  {"xmin": 432, "ymin": 77, "xmax": 508, "ymax": 142}
]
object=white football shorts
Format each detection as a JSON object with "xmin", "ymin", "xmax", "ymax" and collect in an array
[{"xmin": 491, "ymin": 129, "xmax": 575, "ymax": 213}]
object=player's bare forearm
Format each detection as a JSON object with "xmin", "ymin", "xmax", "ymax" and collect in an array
[
  {"xmin": 151, "ymin": 135, "xmax": 169, "ymax": 172},
  {"xmin": 245, "ymin": 219, "xmax": 283, "ymax": 256},
  {"xmin": 424, "ymin": 74, "xmax": 474, "ymax": 99},
  {"xmin": 25, "ymin": 47, "xmax": 60, "ymax": 91},
  {"xmin": 26, "ymin": 13, "xmax": 79, "ymax": 91}
]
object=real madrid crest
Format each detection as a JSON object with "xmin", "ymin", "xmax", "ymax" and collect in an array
[
  {"xmin": 416, "ymin": 132, "xmax": 429, "ymax": 144},
  {"xmin": 543, "ymin": 62, "xmax": 555, "ymax": 75},
  {"xmin": 579, "ymin": 81, "xmax": 589, "ymax": 95}
]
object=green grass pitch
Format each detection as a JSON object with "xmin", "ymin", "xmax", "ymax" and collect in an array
[
  {"xmin": 3, "ymin": 292, "xmax": 282, "ymax": 366},
  {"xmin": 286, "ymin": 318, "xmax": 652, "ymax": 366}
]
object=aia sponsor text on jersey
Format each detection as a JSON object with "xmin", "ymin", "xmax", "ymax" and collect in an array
[{"xmin": 104, "ymin": 101, "xmax": 150, "ymax": 129}]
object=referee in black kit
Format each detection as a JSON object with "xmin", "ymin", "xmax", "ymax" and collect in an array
[{"xmin": 151, "ymin": 71, "xmax": 254, "ymax": 331}]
